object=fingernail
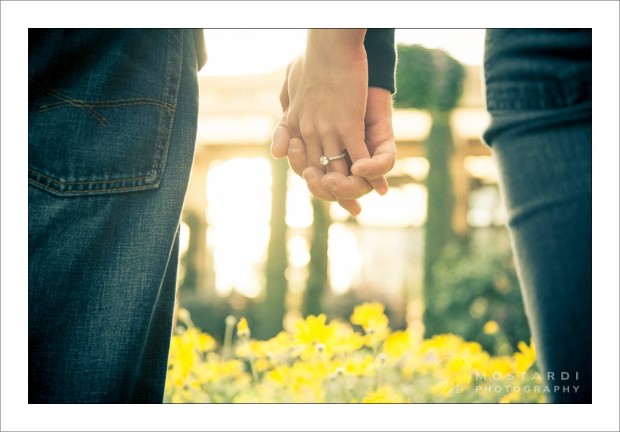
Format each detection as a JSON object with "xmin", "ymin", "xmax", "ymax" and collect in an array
[
  {"xmin": 302, "ymin": 170, "xmax": 315, "ymax": 181},
  {"xmin": 376, "ymin": 186, "xmax": 388, "ymax": 196},
  {"xmin": 351, "ymin": 166, "xmax": 365, "ymax": 177}
]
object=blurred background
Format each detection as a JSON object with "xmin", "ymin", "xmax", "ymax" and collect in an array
[{"xmin": 176, "ymin": 29, "xmax": 531, "ymax": 356}]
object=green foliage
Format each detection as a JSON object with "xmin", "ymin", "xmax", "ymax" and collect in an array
[
  {"xmin": 394, "ymin": 44, "xmax": 435, "ymax": 110},
  {"xmin": 422, "ymin": 113, "xmax": 455, "ymax": 292},
  {"xmin": 395, "ymin": 44, "xmax": 465, "ymax": 113},
  {"xmin": 425, "ymin": 239, "xmax": 531, "ymax": 355},
  {"xmin": 430, "ymin": 49, "xmax": 466, "ymax": 112},
  {"xmin": 302, "ymin": 198, "xmax": 331, "ymax": 317},
  {"xmin": 256, "ymin": 156, "xmax": 289, "ymax": 339},
  {"xmin": 395, "ymin": 44, "xmax": 467, "ymax": 338},
  {"xmin": 179, "ymin": 294, "xmax": 255, "ymax": 344}
]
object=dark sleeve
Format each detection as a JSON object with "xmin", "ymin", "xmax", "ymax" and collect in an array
[{"xmin": 364, "ymin": 29, "xmax": 396, "ymax": 94}]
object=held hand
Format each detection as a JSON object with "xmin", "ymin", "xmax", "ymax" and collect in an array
[
  {"xmin": 271, "ymin": 30, "xmax": 392, "ymax": 215},
  {"xmin": 271, "ymin": 46, "xmax": 369, "ymax": 214},
  {"xmin": 273, "ymin": 87, "xmax": 396, "ymax": 210}
]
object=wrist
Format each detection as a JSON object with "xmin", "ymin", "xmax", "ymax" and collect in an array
[
  {"xmin": 306, "ymin": 29, "xmax": 367, "ymax": 63},
  {"xmin": 366, "ymin": 87, "xmax": 393, "ymax": 124}
]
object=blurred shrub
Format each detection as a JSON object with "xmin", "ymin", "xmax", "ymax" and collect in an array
[
  {"xmin": 395, "ymin": 44, "xmax": 465, "ymax": 113},
  {"xmin": 424, "ymin": 238, "xmax": 531, "ymax": 355},
  {"xmin": 395, "ymin": 44, "xmax": 466, "ymax": 336},
  {"xmin": 179, "ymin": 292, "xmax": 259, "ymax": 344}
]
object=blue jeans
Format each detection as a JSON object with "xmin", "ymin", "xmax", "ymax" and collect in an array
[
  {"xmin": 483, "ymin": 29, "xmax": 592, "ymax": 403},
  {"xmin": 28, "ymin": 30, "xmax": 201, "ymax": 403}
]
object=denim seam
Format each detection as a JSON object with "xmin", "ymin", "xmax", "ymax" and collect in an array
[
  {"xmin": 27, "ymin": 178, "xmax": 164, "ymax": 195},
  {"xmin": 146, "ymin": 30, "xmax": 176, "ymax": 190},
  {"xmin": 36, "ymin": 85, "xmax": 109, "ymax": 126},
  {"xmin": 40, "ymin": 98, "xmax": 176, "ymax": 112},
  {"xmin": 28, "ymin": 168, "xmax": 154, "ymax": 185}
]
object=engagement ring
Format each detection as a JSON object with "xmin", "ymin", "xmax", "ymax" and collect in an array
[{"xmin": 319, "ymin": 152, "xmax": 347, "ymax": 166}]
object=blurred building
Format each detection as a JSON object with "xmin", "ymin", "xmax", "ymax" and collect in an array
[{"xmin": 180, "ymin": 65, "xmax": 502, "ymax": 328}]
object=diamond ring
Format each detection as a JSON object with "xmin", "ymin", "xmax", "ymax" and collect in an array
[{"xmin": 319, "ymin": 152, "xmax": 347, "ymax": 166}]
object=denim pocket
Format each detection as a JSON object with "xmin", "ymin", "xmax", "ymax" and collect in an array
[{"xmin": 28, "ymin": 29, "xmax": 184, "ymax": 196}]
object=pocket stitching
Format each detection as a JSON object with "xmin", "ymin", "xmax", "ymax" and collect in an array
[
  {"xmin": 28, "ymin": 167, "xmax": 154, "ymax": 185},
  {"xmin": 40, "ymin": 98, "xmax": 175, "ymax": 112}
]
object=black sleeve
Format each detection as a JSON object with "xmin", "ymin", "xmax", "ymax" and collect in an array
[{"xmin": 364, "ymin": 29, "xmax": 396, "ymax": 94}]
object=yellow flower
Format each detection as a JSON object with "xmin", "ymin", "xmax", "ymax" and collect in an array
[
  {"xmin": 330, "ymin": 320, "xmax": 365, "ymax": 355},
  {"xmin": 193, "ymin": 353, "xmax": 247, "ymax": 385},
  {"xmin": 443, "ymin": 355, "xmax": 473, "ymax": 386},
  {"xmin": 266, "ymin": 361, "xmax": 326, "ymax": 402},
  {"xmin": 459, "ymin": 340, "xmax": 484, "ymax": 356},
  {"xmin": 363, "ymin": 326, "xmax": 391, "ymax": 348},
  {"xmin": 292, "ymin": 314, "xmax": 337, "ymax": 360},
  {"xmin": 419, "ymin": 333, "xmax": 465, "ymax": 357},
  {"xmin": 178, "ymin": 327, "xmax": 217, "ymax": 354},
  {"xmin": 483, "ymin": 320, "xmax": 500, "ymax": 335},
  {"xmin": 168, "ymin": 387, "xmax": 199, "ymax": 403},
  {"xmin": 236, "ymin": 331, "xmax": 292, "ymax": 363},
  {"xmin": 237, "ymin": 317, "xmax": 250, "ymax": 338},
  {"xmin": 454, "ymin": 341, "xmax": 489, "ymax": 376},
  {"xmin": 235, "ymin": 339, "xmax": 263, "ymax": 358},
  {"xmin": 362, "ymin": 385, "xmax": 404, "ymax": 403},
  {"xmin": 164, "ymin": 304, "xmax": 548, "ymax": 404},
  {"xmin": 294, "ymin": 314, "xmax": 334, "ymax": 344},
  {"xmin": 264, "ymin": 364, "xmax": 291, "ymax": 387},
  {"xmin": 383, "ymin": 330, "xmax": 413, "ymax": 360},
  {"xmin": 513, "ymin": 340, "xmax": 536, "ymax": 373},
  {"xmin": 196, "ymin": 332, "xmax": 217, "ymax": 352},
  {"xmin": 261, "ymin": 331, "xmax": 293, "ymax": 359},
  {"xmin": 350, "ymin": 302, "xmax": 389, "ymax": 333},
  {"xmin": 168, "ymin": 333, "xmax": 196, "ymax": 380},
  {"xmin": 466, "ymin": 353, "xmax": 491, "ymax": 377},
  {"xmin": 254, "ymin": 357, "xmax": 271, "ymax": 373},
  {"xmin": 289, "ymin": 362, "xmax": 327, "ymax": 403},
  {"xmin": 343, "ymin": 354, "xmax": 376, "ymax": 377},
  {"xmin": 486, "ymin": 356, "xmax": 514, "ymax": 377}
]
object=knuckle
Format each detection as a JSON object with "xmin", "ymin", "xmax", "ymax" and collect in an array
[
  {"xmin": 299, "ymin": 123, "xmax": 318, "ymax": 141},
  {"xmin": 316, "ymin": 124, "xmax": 336, "ymax": 140}
]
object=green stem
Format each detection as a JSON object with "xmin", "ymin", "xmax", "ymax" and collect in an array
[
  {"xmin": 223, "ymin": 316, "xmax": 236, "ymax": 361},
  {"xmin": 248, "ymin": 352, "xmax": 259, "ymax": 383}
]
